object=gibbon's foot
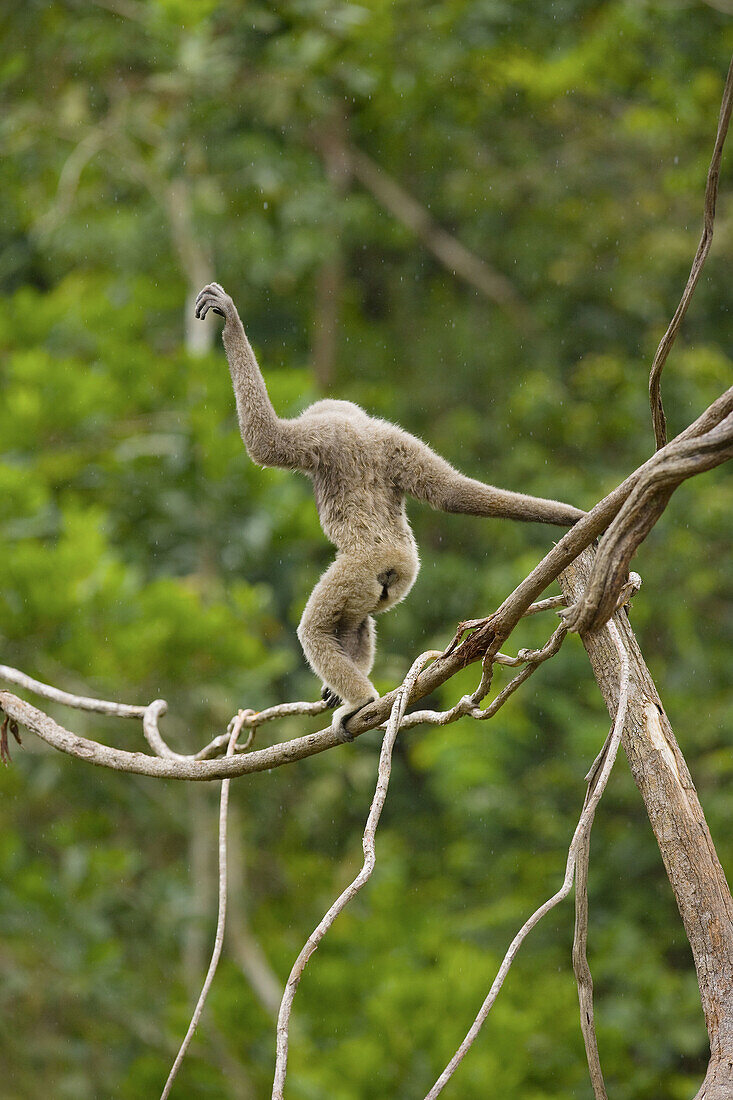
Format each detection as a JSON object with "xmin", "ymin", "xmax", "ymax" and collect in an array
[
  {"xmin": 195, "ymin": 282, "xmax": 233, "ymax": 321},
  {"xmin": 331, "ymin": 698, "xmax": 377, "ymax": 744},
  {"xmin": 321, "ymin": 685, "xmax": 342, "ymax": 709}
]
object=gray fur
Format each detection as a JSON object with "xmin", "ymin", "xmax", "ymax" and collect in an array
[{"xmin": 195, "ymin": 283, "xmax": 584, "ymax": 738}]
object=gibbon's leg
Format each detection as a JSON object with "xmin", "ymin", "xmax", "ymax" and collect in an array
[
  {"xmin": 321, "ymin": 616, "xmax": 376, "ymax": 709},
  {"xmin": 298, "ymin": 558, "xmax": 382, "ymax": 741},
  {"xmin": 353, "ymin": 615, "xmax": 377, "ymax": 674},
  {"xmin": 339, "ymin": 614, "xmax": 377, "ymax": 676}
]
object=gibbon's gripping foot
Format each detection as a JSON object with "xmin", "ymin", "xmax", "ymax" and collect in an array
[
  {"xmin": 321, "ymin": 685, "xmax": 342, "ymax": 709},
  {"xmin": 334, "ymin": 709, "xmax": 357, "ymax": 743},
  {"xmin": 331, "ymin": 699, "xmax": 376, "ymax": 744}
]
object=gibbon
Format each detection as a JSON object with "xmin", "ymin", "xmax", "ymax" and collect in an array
[{"xmin": 195, "ymin": 283, "xmax": 584, "ymax": 740}]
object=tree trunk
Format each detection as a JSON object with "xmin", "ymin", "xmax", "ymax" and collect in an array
[{"xmin": 558, "ymin": 548, "xmax": 733, "ymax": 1099}]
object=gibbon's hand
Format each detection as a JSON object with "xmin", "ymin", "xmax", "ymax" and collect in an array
[
  {"xmin": 195, "ymin": 282, "xmax": 235, "ymax": 322},
  {"xmin": 321, "ymin": 685, "xmax": 342, "ymax": 709}
]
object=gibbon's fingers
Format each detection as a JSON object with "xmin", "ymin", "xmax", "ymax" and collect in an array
[
  {"xmin": 195, "ymin": 295, "xmax": 224, "ymax": 321},
  {"xmin": 194, "ymin": 283, "xmax": 225, "ymax": 306},
  {"xmin": 195, "ymin": 300, "xmax": 209, "ymax": 320},
  {"xmin": 194, "ymin": 287, "xmax": 217, "ymax": 309},
  {"xmin": 195, "ymin": 284, "xmax": 231, "ymax": 320},
  {"xmin": 194, "ymin": 290, "xmax": 211, "ymax": 318},
  {"xmin": 195, "ymin": 281, "xmax": 225, "ymax": 301},
  {"xmin": 321, "ymin": 685, "xmax": 342, "ymax": 709}
]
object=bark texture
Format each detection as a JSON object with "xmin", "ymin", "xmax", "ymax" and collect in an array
[{"xmin": 559, "ymin": 548, "xmax": 733, "ymax": 1099}]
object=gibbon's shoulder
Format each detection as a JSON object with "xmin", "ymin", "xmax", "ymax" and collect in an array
[{"xmin": 296, "ymin": 399, "xmax": 404, "ymax": 444}]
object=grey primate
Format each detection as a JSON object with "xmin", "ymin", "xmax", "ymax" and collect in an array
[{"xmin": 195, "ymin": 283, "xmax": 584, "ymax": 740}]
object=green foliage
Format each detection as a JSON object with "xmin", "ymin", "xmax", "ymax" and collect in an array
[{"xmin": 1, "ymin": 1, "xmax": 731, "ymax": 1096}]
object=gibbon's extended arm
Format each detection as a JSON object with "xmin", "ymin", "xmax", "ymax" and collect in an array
[
  {"xmin": 393, "ymin": 431, "xmax": 584, "ymax": 526},
  {"xmin": 195, "ymin": 283, "xmax": 314, "ymax": 471}
]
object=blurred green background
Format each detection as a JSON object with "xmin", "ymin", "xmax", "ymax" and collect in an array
[{"xmin": 1, "ymin": 2, "xmax": 731, "ymax": 1097}]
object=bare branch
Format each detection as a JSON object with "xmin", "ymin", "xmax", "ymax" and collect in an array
[
  {"xmin": 573, "ymin": 797, "xmax": 608, "ymax": 1100},
  {"xmin": 0, "ymin": 663, "xmax": 148, "ymax": 719},
  {"xmin": 271, "ymin": 650, "xmax": 440, "ymax": 1100},
  {"xmin": 403, "ymin": 620, "xmax": 567, "ymax": 729},
  {"xmin": 559, "ymin": 547, "xmax": 733, "ymax": 1098},
  {"xmin": 423, "ymin": 619, "xmax": 629, "ymax": 1099},
  {"xmin": 0, "ymin": 687, "xmax": 358, "ymax": 779},
  {"xmin": 562, "ymin": 405, "xmax": 733, "ymax": 632},
  {"xmin": 649, "ymin": 52, "xmax": 733, "ymax": 448},
  {"xmin": 570, "ymin": 681, "xmax": 637, "ymax": 1100},
  {"xmin": 194, "ymin": 701, "xmax": 328, "ymax": 760},
  {"xmin": 473, "ymin": 386, "xmax": 733, "ymax": 653},
  {"xmin": 143, "ymin": 698, "xmax": 181, "ymax": 758},
  {"xmin": 160, "ymin": 712, "xmax": 251, "ymax": 1099},
  {"xmin": 522, "ymin": 594, "xmax": 567, "ymax": 616},
  {"xmin": 447, "ymin": 595, "xmax": 566, "ymax": 657},
  {"xmin": 0, "ymin": 666, "xmax": 328, "ymax": 768}
]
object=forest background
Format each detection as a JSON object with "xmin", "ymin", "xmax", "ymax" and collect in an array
[{"xmin": 1, "ymin": 2, "xmax": 731, "ymax": 1097}]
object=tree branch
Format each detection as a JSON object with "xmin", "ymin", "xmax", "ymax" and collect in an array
[
  {"xmin": 562, "ymin": 404, "xmax": 733, "ymax": 632},
  {"xmin": 450, "ymin": 385, "xmax": 733, "ymax": 665},
  {"xmin": 160, "ymin": 712, "xmax": 253, "ymax": 1098},
  {"xmin": 423, "ymin": 617, "xmax": 630, "ymax": 1099},
  {"xmin": 649, "ymin": 52, "xmax": 733, "ymax": 449},
  {"xmin": 0, "ymin": 663, "xmax": 147, "ymax": 719},
  {"xmin": 572, "ymin": 741, "xmax": 613, "ymax": 1100},
  {"xmin": 558, "ymin": 548, "xmax": 733, "ymax": 1100},
  {"xmin": 271, "ymin": 651, "xmax": 440, "ymax": 1100}
]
